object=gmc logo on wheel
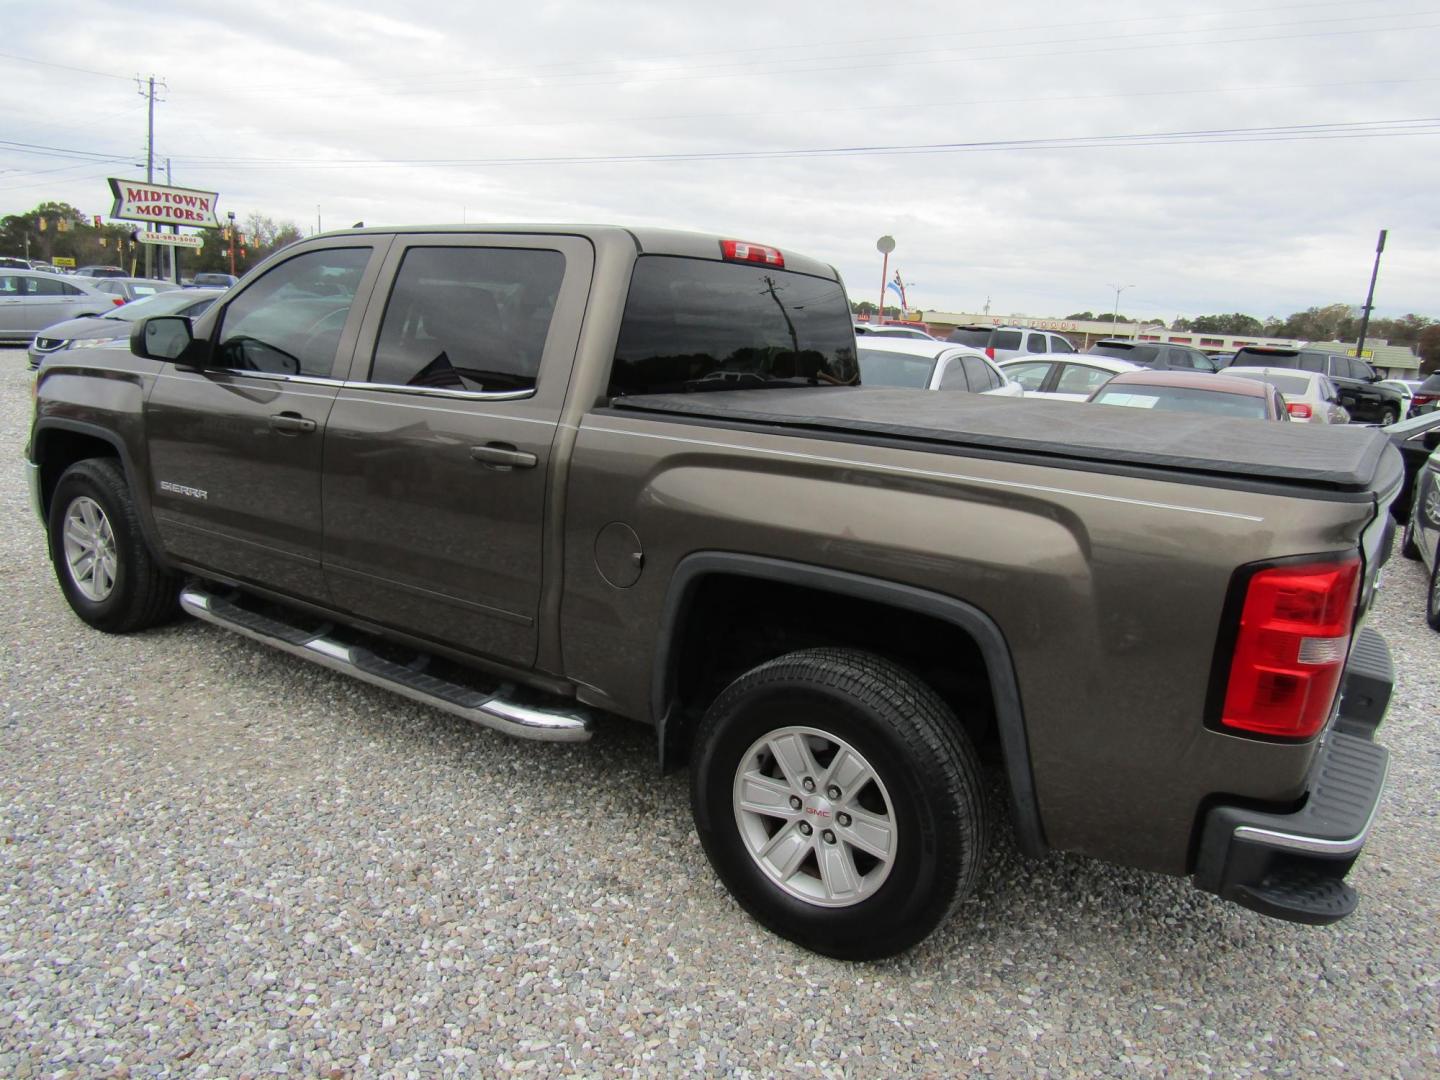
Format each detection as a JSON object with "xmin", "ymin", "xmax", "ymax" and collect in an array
[{"xmin": 806, "ymin": 807, "xmax": 831, "ymax": 817}]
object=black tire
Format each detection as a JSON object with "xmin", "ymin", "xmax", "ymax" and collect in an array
[
  {"xmin": 47, "ymin": 458, "xmax": 179, "ymax": 633},
  {"xmin": 1380, "ymin": 405, "xmax": 1400, "ymax": 427},
  {"xmin": 1427, "ymin": 546, "xmax": 1440, "ymax": 632},
  {"xmin": 1401, "ymin": 510, "xmax": 1421, "ymax": 561},
  {"xmin": 690, "ymin": 647, "xmax": 989, "ymax": 960}
]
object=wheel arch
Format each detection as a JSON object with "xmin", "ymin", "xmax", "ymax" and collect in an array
[
  {"xmin": 653, "ymin": 552, "xmax": 1046, "ymax": 856},
  {"xmin": 31, "ymin": 418, "xmax": 170, "ymax": 568}
]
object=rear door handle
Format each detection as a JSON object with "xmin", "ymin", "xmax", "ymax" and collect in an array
[
  {"xmin": 269, "ymin": 412, "xmax": 317, "ymax": 434},
  {"xmin": 470, "ymin": 443, "xmax": 537, "ymax": 470}
]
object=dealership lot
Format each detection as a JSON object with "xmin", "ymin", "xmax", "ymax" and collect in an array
[{"xmin": 2, "ymin": 353, "xmax": 1436, "ymax": 1076}]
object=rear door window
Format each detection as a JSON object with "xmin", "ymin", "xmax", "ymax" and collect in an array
[
  {"xmin": 610, "ymin": 256, "xmax": 857, "ymax": 395},
  {"xmin": 963, "ymin": 355, "xmax": 998, "ymax": 390},
  {"xmin": 1297, "ymin": 354, "xmax": 1326, "ymax": 373},
  {"xmin": 1049, "ymin": 335, "xmax": 1076, "ymax": 353},
  {"xmin": 1024, "ymin": 333, "xmax": 1048, "ymax": 354},
  {"xmin": 368, "ymin": 246, "xmax": 565, "ymax": 393},
  {"xmin": 935, "ymin": 356, "xmax": 970, "ymax": 391},
  {"xmin": 991, "ymin": 330, "xmax": 1022, "ymax": 351}
]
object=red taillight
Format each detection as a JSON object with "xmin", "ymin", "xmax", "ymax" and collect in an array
[
  {"xmin": 1413, "ymin": 394, "xmax": 1435, "ymax": 407},
  {"xmin": 1285, "ymin": 402, "xmax": 1312, "ymax": 419},
  {"xmin": 720, "ymin": 239, "xmax": 784, "ymax": 267},
  {"xmin": 112, "ymin": 298, "xmax": 126, "ymax": 307},
  {"xmin": 1221, "ymin": 558, "xmax": 1360, "ymax": 739},
  {"xmin": 985, "ymin": 347, "xmax": 996, "ymax": 360}
]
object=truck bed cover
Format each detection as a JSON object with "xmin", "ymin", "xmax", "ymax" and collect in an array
[{"xmin": 610, "ymin": 388, "xmax": 1397, "ymax": 494}]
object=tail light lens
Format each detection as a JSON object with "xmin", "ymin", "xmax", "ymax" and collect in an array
[
  {"xmin": 720, "ymin": 240, "xmax": 784, "ymax": 267},
  {"xmin": 1413, "ymin": 394, "xmax": 1435, "ymax": 408},
  {"xmin": 112, "ymin": 298, "xmax": 126, "ymax": 307},
  {"xmin": 985, "ymin": 346, "xmax": 996, "ymax": 360},
  {"xmin": 1286, "ymin": 402, "xmax": 1312, "ymax": 419},
  {"xmin": 1220, "ymin": 558, "xmax": 1360, "ymax": 739}
]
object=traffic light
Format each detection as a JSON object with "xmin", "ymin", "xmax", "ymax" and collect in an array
[{"xmin": 93, "ymin": 214, "xmax": 102, "ymax": 227}]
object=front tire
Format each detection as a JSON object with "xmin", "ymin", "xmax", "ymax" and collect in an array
[
  {"xmin": 1401, "ymin": 511, "xmax": 1421, "ymax": 560},
  {"xmin": 47, "ymin": 458, "xmax": 178, "ymax": 633},
  {"xmin": 690, "ymin": 648, "xmax": 989, "ymax": 960},
  {"xmin": 1380, "ymin": 405, "xmax": 1400, "ymax": 427}
]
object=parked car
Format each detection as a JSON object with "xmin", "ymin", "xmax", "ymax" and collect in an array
[
  {"xmin": 0, "ymin": 255, "xmax": 33, "ymax": 270},
  {"xmin": 1377, "ymin": 378, "xmax": 1424, "ymax": 417},
  {"xmin": 998, "ymin": 354, "xmax": 1139, "ymax": 401},
  {"xmin": 944, "ymin": 324, "xmax": 1077, "ymax": 363},
  {"xmin": 1206, "ymin": 351, "xmax": 1236, "ymax": 368},
  {"xmin": 1400, "ymin": 445, "xmax": 1440, "ymax": 628},
  {"xmin": 28, "ymin": 287, "xmax": 224, "ymax": 369},
  {"xmin": 1229, "ymin": 347, "xmax": 1404, "ymax": 425},
  {"xmin": 73, "ymin": 265, "xmax": 129, "ymax": 279},
  {"xmin": 1222, "ymin": 367, "xmax": 1349, "ymax": 424},
  {"xmin": 1087, "ymin": 339, "xmax": 1222, "ymax": 372},
  {"xmin": 190, "ymin": 272, "xmax": 238, "ymax": 288},
  {"xmin": 1381, "ymin": 411, "xmax": 1440, "ymax": 522},
  {"xmin": 28, "ymin": 224, "xmax": 1399, "ymax": 959},
  {"xmin": 1409, "ymin": 372, "xmax": 1440, "ymax": 415},
  {"xmin": 1087, "ymin": 369, "xmax": 1287, "ymax": 419},
  {"xmin": 0, "ymin": 268, "xmax": 116, "ymax": 343},
  {"xmin": 856, "ymin": 337, "xmax": 1022, "ymax": 396},
  {"xmin": 89, "ymin": 277, "xmax": 181, "ymax": 304}
]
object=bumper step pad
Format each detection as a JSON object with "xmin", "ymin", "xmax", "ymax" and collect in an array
[{"xmin": 1234, "ymin": 868, "xmax": 1358, "ymax": 924}]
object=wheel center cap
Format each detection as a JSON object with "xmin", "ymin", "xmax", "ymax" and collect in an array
[{"xmin": 803, "ymin": 796, "xmax": 835, "ymax": 823}]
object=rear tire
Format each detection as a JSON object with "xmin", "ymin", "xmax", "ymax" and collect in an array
[
  {"xmin": 690, "ymin": 647, "xmax": 989, "ymax": 960},
  {"xmin": 1401, "ymin": 511, "xmax": 1421, "ymax": 560},
  {"xmin": 1380, "ymin": 405, "xmax": 1400, "ymax": 427},
  {"xmin": 47, "ymin": 458, "xmax": 179, "ymax": 633},
  {"xmin": 1427, "ymin": 547, "xmax": 1440, "ymax": 632}
]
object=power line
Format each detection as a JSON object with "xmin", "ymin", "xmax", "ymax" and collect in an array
[
  {"xmin": 154, "ymin": 118, "xmax": 1440, "ymax": 171},
  {"xmin": 0, "ymin": 51, "xmax": 131, "ymax": 81}
]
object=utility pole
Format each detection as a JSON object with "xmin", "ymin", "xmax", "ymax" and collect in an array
[
  {"xmin": 137, "ymin": 74, "xmax": 166, "ymax": 279},
  {"xmin": 1354, "ymin": 229, "xmax": 1388, "ymax": 360},
  {"xmin": 1108, "ymin": 283, "xmax": 1135, "ymax": 338}
]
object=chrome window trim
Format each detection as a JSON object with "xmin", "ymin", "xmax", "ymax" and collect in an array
[
  {"xmin": 201, "ymin": 370, "xmax": 343, "ymax": 387},
  {"xmin": 341, "ymin": 380, "xmax": 536, "ymax": 403}
]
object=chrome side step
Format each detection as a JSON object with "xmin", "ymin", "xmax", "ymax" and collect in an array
[{"xmin": 179, "ymin": 586, "xmax": 592, "ymax": 743}]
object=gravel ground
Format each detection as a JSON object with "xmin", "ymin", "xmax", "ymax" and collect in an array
[{"xmin": 2, "ymin": 350, "xmax": 1437, "ymax": 1078}]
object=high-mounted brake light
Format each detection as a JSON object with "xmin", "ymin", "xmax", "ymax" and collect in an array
[
  {"xmin": 1286, "ymin": 402, "xmax": 1312, "ymax": 419},
  {"xmin": 720, "ymin": 239, "xmax": 784, "ymax": 268},
  {"xmin": 1220, "ymin": 558, "xmax": 1360, "ymax": 739}
]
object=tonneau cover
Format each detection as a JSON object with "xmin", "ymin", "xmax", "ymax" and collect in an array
[{"xmin": 610, "ymin": 388, "xmax": 1396, "ymax": 493}]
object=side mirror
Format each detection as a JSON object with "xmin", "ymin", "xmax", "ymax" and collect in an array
[
  {"xmin": 1422, "ymin": 429, "xmax": 1440, "ymax": 451},
  {"xmin": 131, "ymin": 315, "xmax": 194, "ymax": 363}
]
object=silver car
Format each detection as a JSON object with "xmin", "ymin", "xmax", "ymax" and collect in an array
[
  {"xmin": 28, "ymin": 287, "xmax": 224, "ymax": 369},
  {"xmin": 1223, "ymin": 366, "xmax": 1349, "ymax": 424},
  {"xmin": 857, "ymin": 337, "xmax": 1024, "ymax": 397},
  {"xmin": 88, "ymin": 277, "xmax": 182, "ymax": 304},
  {"xmin": 0, "ymin": 269, "xmax": 115, "ymax": 344}
]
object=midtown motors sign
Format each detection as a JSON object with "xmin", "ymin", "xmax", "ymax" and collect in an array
[{"xmin": 108, "ymin": 179, "xmax": 221, "ymax": 228}]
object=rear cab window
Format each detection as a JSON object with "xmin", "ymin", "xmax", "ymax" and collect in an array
[{"xmin": 610, "ymin": 256, "xmax": 857, "ymax": 396}]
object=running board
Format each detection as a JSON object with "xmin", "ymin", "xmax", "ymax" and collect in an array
[{"xmin": 179, "ymin": 586, "xmax": 592, "ymax": 743}]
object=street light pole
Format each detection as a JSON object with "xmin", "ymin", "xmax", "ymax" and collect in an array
[
  {"xmin": 227, "ymin": 210, "xmax": 237, "ymax": 277},
  {"xmin": 1354, "ymin": 229, "xmax": 1387, "ymax": 360},
  {"xmin": 1108, "ymin": 283, "xmax": 1135, "ymax": 338}
]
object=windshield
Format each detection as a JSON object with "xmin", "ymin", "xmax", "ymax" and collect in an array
[
  {"xmin": 1091, "ymin": 343, "xmax": 1158, "ymax": 364},
  {"xmin": 857, "ymin": 348, "xmax": 938, "ymax": 388},
  {"xmin": 610, "ymin": 256, "xmax": 858, "ymax": 395},
  {"xmin": 1224, "ymin": 369, "xmax": 1313, "ymax": 396},
  {"xmin": 945, "ymin": 328, "xmax": 992, "ymax": 348},
  {"xmin": 100, "ymin": 289, "xmax": 217, "ymax": 321},
  {"xmin": 1092, "ymin": 384, "xmax": 1269, "ymax": 418}
]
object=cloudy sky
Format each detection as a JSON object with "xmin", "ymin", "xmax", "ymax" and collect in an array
[{"xmin": 3, "ymin": 0, "xmax": 1436, "ymax": 321}]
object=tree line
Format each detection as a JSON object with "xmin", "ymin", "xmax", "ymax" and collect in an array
[{"xmin": 0, "ymin": 200, "xmax": 303, "ymax": 277}]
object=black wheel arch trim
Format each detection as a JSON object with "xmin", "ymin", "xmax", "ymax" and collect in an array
[
  {"xmin": 30, "ymin": 417, "xmax": 172, "ymax": 569},
  {"xmin": 653, "ymin": 551, "xmax": 1047, "ymax": 857}
]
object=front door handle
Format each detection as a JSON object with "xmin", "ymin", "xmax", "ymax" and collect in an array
[
  {"xmin": 269, "ymin": 412, "xmax": 317, "ymax": 434},
  {"xmin": 470, "ymin": 443, "xmax": 537, "ymax": 470}
]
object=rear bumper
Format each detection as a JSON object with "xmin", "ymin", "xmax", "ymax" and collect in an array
[{"xmin": 1192, "ymin": 627, "xmax": 1392, "ymax": 925}]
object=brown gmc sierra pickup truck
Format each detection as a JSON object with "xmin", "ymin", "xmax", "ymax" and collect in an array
[{"xmin": 27, "ymin": 226, "xmax": 1401, "ymax": 959}]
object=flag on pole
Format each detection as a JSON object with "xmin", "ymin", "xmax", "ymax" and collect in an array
[{"xmin": 886, "ymin": 271, "xmax": 908, "ymax": 310}]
